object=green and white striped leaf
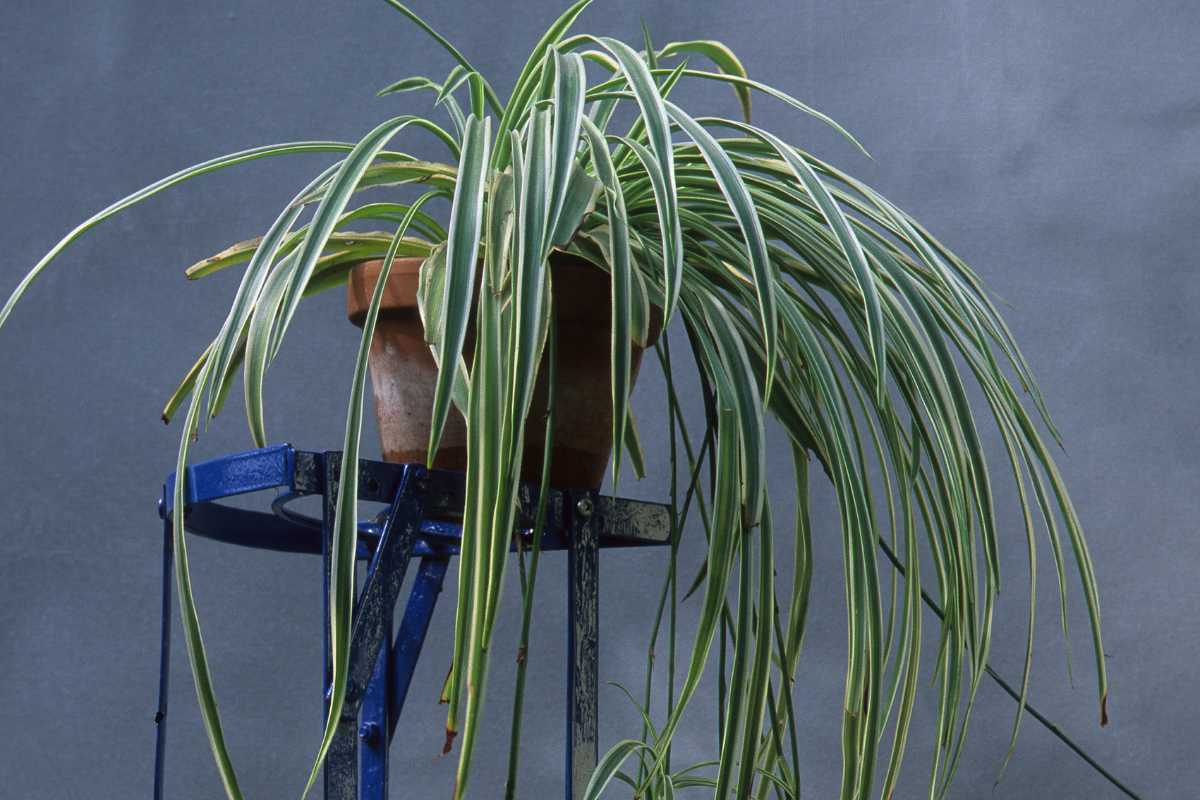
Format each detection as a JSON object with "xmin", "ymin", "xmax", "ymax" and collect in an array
[
  {"xmin": 659, "ymin": 40, "xmax": 752, "ymax": 121},
  {"xmin": 588, "ymin": 36, "xmax": 683, "ymax": 325},
  {"xmin": 0, "ymin": 142, "xmax": 354, "ymax": 330},
  {"xmin": 547, "ymin": 50, "xmax": 587, "ymax": 247},
  {"xmin": 301, "ymin": 202, "xmax": 430, "ymax": 798},
  {"xmin": 428, "ymin": 114, "xmax": 491, "ymax": 464},
  {"xmin": 269, "ymin": 117, "xmax": 432, "ymax": 358},
  {"xmin": 665, "ymin": 102, "xmax": 779, "ymax": 399},
  {"xmin": 581, "ymin": 116, "xmax": 633, "ymax": 487}
]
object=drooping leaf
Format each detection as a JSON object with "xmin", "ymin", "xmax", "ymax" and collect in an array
[
  {"xmin": 270, "ymin": 116, "xmax": 434, "ymax": 358},
  {"xmin": 0, "ymin": 142, "xmax": 354, "ymax": 330},
  {"xmin": 301, "ymin": 200, "xmax": 432, "ymax": 798},
  {"xmin": 659, "ymin": 40, "xmax": 752, "ymax": 121},
  {"xmin": 586, "ymin": 36, "xmax": 683, "ymax": 325},
  {"xmin": 581, "ymin": 116, "xmax": 632, "ymax": 487},
  {"xmin": 428, "ymin": 114, "xmax": 492, "ymax": 464},
  {"xmin": 546, "ymin": 50, "xmax": 587, "ymax": 247},
  {"xmin": 491, "ymin": 0, "xmax": 594, "ymax": 168}
]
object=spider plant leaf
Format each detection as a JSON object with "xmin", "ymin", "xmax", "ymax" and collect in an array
[
  {"xmin": 449, "ymin": 119, "xmax": 543, "ymax": 798},
  {"xmin": 708, "ymin": 117, "xmax": 886, "ymax": 401},
  {"xmin": 618, "ymin": 135, "xmax": 682, "ymax": 322},
  {"xmin": 586, "ymin": 740, "xmax": 654, "ymax": 800},
  {"xmin": 161, "ymin": 344, "xmax": 210, "ymax": 424},
  {"xmin": 428, "ymin": 114, "xmax": 491, "ymax": 464},
  {"xmin": 270, "ymin": 116, "xmax": 427, "ymax": 363},
  {"xmin": 0, "ymin": 141, "xmax": 353, "ymax": 330},
  {"xmin": 376, "ymin": 79, "xmax": 467, "ymax": 137},
  {"xmin": 549, "ymin": 162, "xmax": 601, "ymax": 248},
  {"xmin": 715, "ymin": 526, "xmax": 754, "ymax": 798},
  {"xmin": 293, "ymin": 159, "xmax": 458, "ymax": 206},
  {"xmin": 205, "ymin": 162, "xmax": 342, "ymax": 417},
  {"xmin": 207, "ymin": 340, "xmax": 246, "ymax": 421},
  {"xmin": 445, "ymin": 246, "xmax": 506, "ymax": 783},
  {"xmin": 435, "ymin": 64, "xmax": 469, "ymax": 108},
  {"xmin": 623, "ymin": 408, "xmax": 647, "ymax": 480},
  {"xmin": 380, "ymin": 1, "xmax": 502, "ymax": 114},
  {"xmin": 665, "ymin": 103, "xmax": 778, "ymax": 401},
  {"xmin": 434, "ymin": 66, "xmax": 491, "ymax": 134},
  {"xmin": 640, "ymin": 19, "xmax": 658, "ymax": 70},
  {"xmin": 170, "ymin": 363, "xmax": 245, "ymax": 800},
  {"xmin": 699, "ymin": 296, "xmax": 766, "ymax": 526},
  {"xmin": 735, "ymin": 509, "xmax": 774, "ymax": 793},
  {"xmin": 649, "ymin": 398, "xmax": 741, "ymax": 768},
  {"xmin": 335, "ymin": 201, "xmax": 445, "ymax": 241},
  {"xmin": 240, "ymin": 235, "xmax": 413, "ymax": 443},
  {"xmin": 587, "ymin": 36, "xmax": 682, "ymax": 325},
  {"xmin": 581, "ymin": 115, "xmax": 632, "ymax": 488},
  {"xmin": 505, "ymin": 108, "xmax": 554, "ymax": 449},
  {"xmin": 243, "ymin": 253, "xmax": 296, "ymax": 446},
  {"xmin": 609, "ymin": 680, "xmax": 661, "ymax": 745},
  {"xmin": 682, "ymin": 69, "xmax": 865, "ymax": 155},
  {"xmin": 491, "ymin": 0, "xmax": 593, "ymax": 168},
  {"xmin": 301, "ymin": 202, "xmax": 430, "ymax": 798},
  {"xmin": 658, "ymin": 40, "xmax": 752, "ymax": 121},
  {"xmin": 547, "ymin": 50, "xmax": 587, "ymax": 246},
  {"xmin": 377, "ymin": 75, "xmax": 439, "ymax": 96},
  {"xmin": 480, "ymin": 112, "xmax": 554, "ymax": 634},
  {"xmin": 466, "ymin": 72, "xmax": 487, "ymax": 120},
  {"xmin": 183, "ymin": 237, "xmax": 264, "ymax": 281},
  {"xmin": 416, "ymin": 243, "xmax": 470, "ymax": 415},
  {"xmin": 187, "ymin": 226, "xmax": 432, "ymax": 282}
]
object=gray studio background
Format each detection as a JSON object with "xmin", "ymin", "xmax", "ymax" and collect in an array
[{"xmin": 1, "ymin": 1, "xmax": 1195, "ymax": 797}]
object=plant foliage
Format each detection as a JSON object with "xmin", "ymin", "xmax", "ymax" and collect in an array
[{"xmin": 1, "ymin": 2, "xmax": 1107, "ymax": 798}]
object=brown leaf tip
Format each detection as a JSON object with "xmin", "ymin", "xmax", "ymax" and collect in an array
[
  {"xmin": 1100, "ymin": 694, "xmax": 1109, "ymax": 727},
  {"xmin": 442, "ymin": 728, "xmax": 458, "ymax": 755}
]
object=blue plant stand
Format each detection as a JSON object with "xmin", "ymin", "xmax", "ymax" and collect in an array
[{"xmin": 153, "ymin": 444, "xmax": 671, "ymax": 800}]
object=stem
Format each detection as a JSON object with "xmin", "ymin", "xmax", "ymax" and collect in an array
[
  {"xmin": 664, "ymin": 331, "xmax": 679, "ymax": 776},
  {"xmin": 637, "ymin": 336, "xmax": 712, "ymax": 785},
  {"xmin": 502, "ymin": 317, "xmax": 557, "ymax": 800}
]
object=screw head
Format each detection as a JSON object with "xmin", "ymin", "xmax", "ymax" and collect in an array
[
  {"xmin": 359, "ymin": 722, "xmax": 380, "ymax": 744},
  {"xmin": 575, "ymin": 497, "xmax": 594, "ymax": 518}
]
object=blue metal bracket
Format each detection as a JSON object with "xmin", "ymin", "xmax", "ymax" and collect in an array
[{"xmin": 153, "ymin": 444, "xmax": 670, "ymax": 800}]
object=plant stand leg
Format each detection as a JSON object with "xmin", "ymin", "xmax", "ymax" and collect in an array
[
  {"xmin": 566, "ymin": 492, "xmax": 599, "ymax": 800},
  {"xmin": 322, "ymin": 453, "xmax": 358, "ymax": 800},
  {"xmin": 388, "ymin": 557, "xmax": 449, "ymax": 738},
  {"xmin": 346, "ymin": 467, "xmax": 424, "ymax": 799},
  {"xmin": 359, "ymin": 609, "xmax": 391, "ymax": 800},
  {"xmin": 153, "ymin": 516, "xmax": 173, "ymax": 800}
]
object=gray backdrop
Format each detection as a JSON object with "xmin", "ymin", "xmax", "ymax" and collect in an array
[{"xmin": 1, "ymin": 1, "xmax": 1195, "ymax": 797}]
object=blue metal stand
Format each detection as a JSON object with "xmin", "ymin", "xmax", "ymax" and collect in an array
[{"xmin": 154, "ymin": 444, "xmax": 670, "ymax": 800}]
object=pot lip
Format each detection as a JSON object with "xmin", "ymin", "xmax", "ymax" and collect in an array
[
  {"xmin": 345, "ymin": 253, "xmax": 663, "ymax": 346},
  {"xmin": 346, "ymin": 257, "xmax": 425, "ymax": 327}
]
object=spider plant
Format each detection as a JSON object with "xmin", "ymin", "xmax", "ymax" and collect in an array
[{"xmin": 0, "ymin": 1, "xmax": 1109, "ymax": 798}]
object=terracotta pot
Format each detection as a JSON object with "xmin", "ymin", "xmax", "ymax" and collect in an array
[{"xmin": 346, "ymin": 253, "xmax": 659, "ymax": 490}]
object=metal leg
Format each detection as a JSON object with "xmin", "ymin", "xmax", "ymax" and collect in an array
[
  {"xmin": 152, "ymin": 445, "xmax": 671, "ymax": 800},
  {"xmin": 342, "ymin": 465, "xmax": 425, "ymax": 714},
  {"xmin": 359, "ymin": 608, "xmax": 391, "ymax": 800},
  {"xmin": 153, "ymin": 516, "xmax": 173, "ymax": 800},
  {"xmin": 388, "ymin": 557, "xmax": 449, "ymax": 738},
  {"xmin": 322, "ymin": 453, "xmax": 358, "ymax": 800},
  {"xmin": 566, "ymin": 492, "xmax": 599, "ymax": 800},
  {"xmin": 324, "ymin": 455, "xmax": 427, "ymax": 800}
]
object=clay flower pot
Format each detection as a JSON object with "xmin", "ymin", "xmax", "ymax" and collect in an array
[{"xmin": 347, "ymin": 253, "xmax": 659, "ymax": 489}]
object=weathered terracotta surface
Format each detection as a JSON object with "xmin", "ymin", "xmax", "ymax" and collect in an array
[{"xmin": 346, "ymin": 253, "xmax": 658, "ymax": 489}]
